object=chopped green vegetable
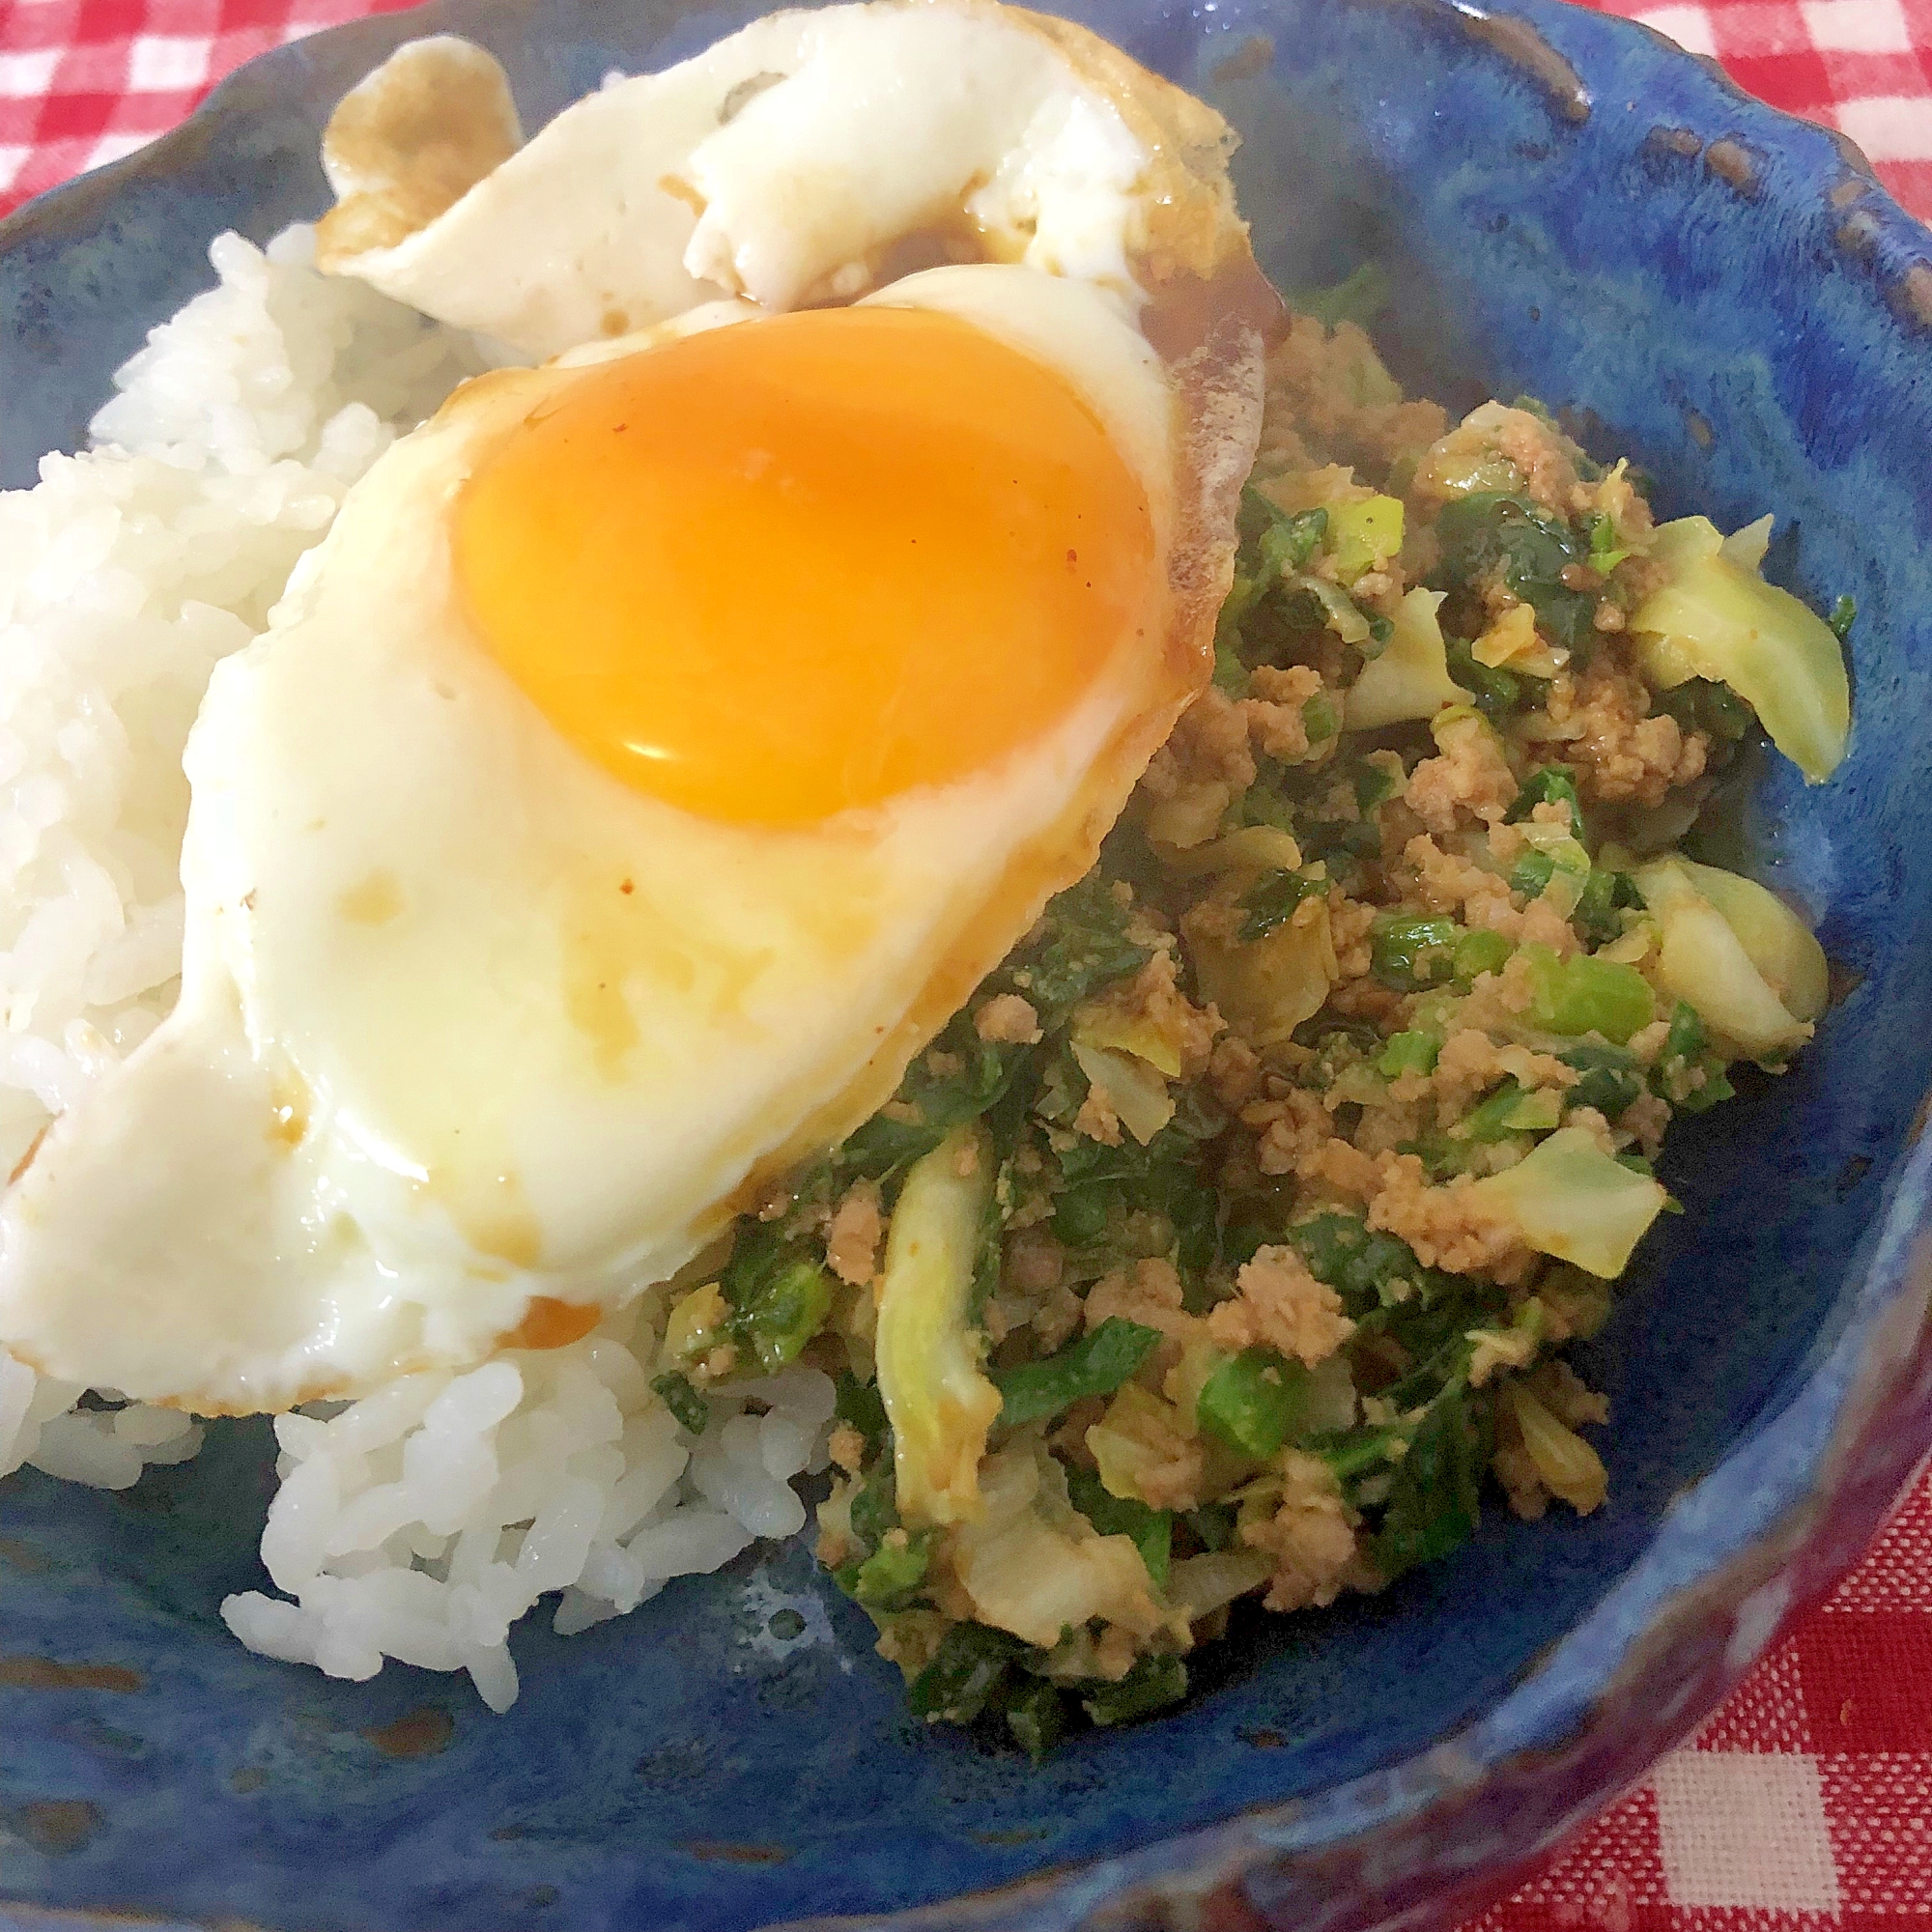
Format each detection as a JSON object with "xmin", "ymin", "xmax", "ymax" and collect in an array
[
  {"xmin": 1372, "ymin": 913, "xmax": 1461, "ymax": 990},
  {"xmin": 1286, "ymin": 261, "xmax": 1393, "ymax": 329},
  {"xmin": 1239, "ymin": 868, "xmax": 1325, "ymax": 942},
  {"xmin": 906, "ymin": 1622, "xmax": 1024, "ymax": 1723},
  {"xmin": 1446, "ymin": 635, "xmax": 1525, "ymax": 722},
  {"xmin": 1508, "ymin": 765, "xmax": 1582, "ymax": 829},
  {"xmin": 1184, "ymin": 1501, "xmax": 1239, "ymax": 1552},
  {"xmin": 1571, "ymin": 867, "xmax": 1638, "ymax": 946},
  {"xmin": 733, "ymin": 1257, "xmax": 834, "ymax": 1374},
  {"xmin": 838, "ymin": 1021, "xmax": 1019, "ymax": 1177},
  {"xmin": 1454, "ymin": 1079, "xmax": 1538, "ymax": 1147},
  {"xmin": 847, "ymin": 1463, "xmax": 900, "ymax": 1549},
  {"xmin": 1378, "ymin": 1029, "xmax": 1441, "ymax": 1077},
  {"xmin": 1003, "ymin": 1677, "xmax": 1069, "ymax": 1762},
  {"xmin": 1257, "ymin": 504, "xmax": 1330, "ymax": 582},
  {"xmin": 1067, "ymin": 1463, "xmax": 1173, "ymax": 1590},
  {"xmin": 1559, "ymin": 1042, "xmax": 1643, "ymax": 1120},
  {"xmin": 834, "ymin": 1372, "xmax": 890, "ymax": 1453},
  {"xmin": 1010, "ymin": 875, "xmax": 1152, "ymax": 1025},
  {"xmin": 1519, "ymin": 945, "xmax": 1657, "ymax": 1043},
  {"xmin": 1828, "ymin": 593, "xmax": 1857, "ymax": 642},
  {"xmin": 1431, "ymin": 492, "xmax": 1597, "ymax": 655},
  {"xmin": 1080, "ymin": 1653, "xmax": 1189, "ymax": 1726},
  {"xmin": 1654, "ymin": 675, "xmax": 1755, "ymax": 745},
  {"xmin": 1375, "ymin": 1382, "xmax": 1492, "ymax": 1581},
  {"xmin": 848, "ymin": 1530, "xmax": 935, "ymax": 1610},
  {"xmin": 650, "ymin": 1371, "xmax": 709, "ymax": 1436},
  {"xmin": 1510, "ymin": 850, "xmax": 1557, "ymax": 901},
  {"xmin": 1586, "ymin": 509, "xmax": 1629, "ymax": 573},
  {"xmin": 1453, "ymin": 927, "xmax": 1513, "ymax": 982},
  {"xmin": 1653, "ymin": 1000, "xmax": 1738, "ymax": 1114},
  {"xmin": 1049, "ymin": 1126, "xmax": 1219, "ymax": 1289},
  {"xmin": 1197, "ymin": 1346, "xmax": 1312, "ymax": 1458},
  {"xmin": 993, "ymin": 1318, "xmax": 1161, "ymax": 1430}
]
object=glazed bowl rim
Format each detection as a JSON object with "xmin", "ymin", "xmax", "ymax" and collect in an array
[{"xmin": 4, "ymin": 4, "xmax": 1932, "ymax": 1928}]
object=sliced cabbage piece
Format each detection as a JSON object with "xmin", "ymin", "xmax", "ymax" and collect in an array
[
  {"xmin": 1186, "ymin": 896, "xmax": 1336, "ymax": 1049},
  {"xmin": 1346, "ymin": 587, "xmax": 1463, "ymax": 732},
  {"xmin": 1634, "ymin": 858, "xmax": 1814, "ymax": 1057},
  {"xmin": 1069, "ymin": 1041, "xmax": 1175, "ymax": 1144},
  {"xmin": 874, "ymin": 1124, "xmax": 1001, "ymax": 1525},
  {"xmin": 1502, "ymin": 1380, "xmax": 1607, "ymax": 1514},
  {"xmin": 1464, "ymin": 1126, "xmax": 1667, "ymax": 1278},
  {"xmin": 950, "ymin": 1441, "xmax": 1176, "ymax": 1646},
  {"xmin": 1666, "ymin": 858, "xmax": 1828, "ymax": 1023},
  {"xmin": 1630, "ymin": 516, "xmax": 1850, "ymax": 782}
]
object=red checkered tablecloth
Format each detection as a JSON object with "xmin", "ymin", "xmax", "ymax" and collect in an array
[{"xmin": 2, "ymin": 1, "xmax": 1931, "ymax": 1924}]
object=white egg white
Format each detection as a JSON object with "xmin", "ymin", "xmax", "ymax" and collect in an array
[
  {"xmin": 0, "ymin": 269, "xmax": 1199, "ymax": 1414},
  {"xmin": 315, "ymin": 0, "xmax": 1243, "ymax": 360}
]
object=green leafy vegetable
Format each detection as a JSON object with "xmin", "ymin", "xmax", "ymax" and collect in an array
[
  {"xmin": 847, "ymin": 1531, "xmax": 935, "ymax": 1610},
  {"xmin": 1239, "ymin": 868, "xmax": 1326, "ymax": 942},
  {"xmin": 1510, "ymin": 849, "xmax": 1557, "ymax": 901},
  {"xmin": 1654, "ymin": 675, "xmax": 1755, "ymax": 745},
  {"xmin": 708, "ymin": 1223, "xmax": 839, "ymax": 1373},
  {"xmin": 1080, "ymin": 1653, "xmax": 1189, "ymax": 1726},
  {"xmin": 1049, "ymin": 1126, "xmax": 1219, "ymax": 1288},
  {"xmin": 1508, "ymin": 765, "xmax": 1582, "ymax": 829},
  {"xmin": 905, "ymin": 1623, "xmax": 1025, "ymax": 1723},
  {"xmin": 1374, "ymin": 1382, "xmax": 1492, "ymax": 1580},
  {"xmin": 651, "ymin": 1371, "xmax": 709, "ymax": 1436},
  {"xmin": 834, "ymin": 1372, "xmax": 890, "ymax": 1453},
  {"xmin": 1010, "ymin": 875, "xmax": 1152, "ymax": 1025},
  {"xmin": 1560, "ymin": 1041, "xmax": 1643, "ymax": 1120},
  {"xmin": 1002, "ymin": 1677, "xmax": 1069, "ymax": 1762},
  {"xmin": 1432, "ymin": 492, "xmax": 1598, "ymax": 654},
  {"xmin": 838, "ymin": 1020, "xmax": 1020, "ymax": 1178},
  {"xmin": 1197, "ymin": 1347, "xmax": 1312, "ymax": 1458},
  {"xmin": 1301, "ymin": 693, "xmax": 1340, "ymax": 744},
  {"xmin": 1066, "ymin": 1463, "xmax": 1173, "ymax": 1589},
  {"xmin": 1446, "ymin": 636, "xmax": 1525, "ymax": 722},
  {"xmin": 1571, "ymin": 867, "xmax": 1639, "ymax": 946},
  {"xmin": 994, "ymin": 1318, "xmax": 1161, "ymax": 1430},
  {"xmin": 1286, "ymin": 261, "xmax": 1392, "ymax": 329}
]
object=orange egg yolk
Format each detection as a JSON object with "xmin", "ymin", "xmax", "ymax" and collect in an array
[{"xmin": 453, "ymin": 305, "xmax": 1158, "ymax": 827}]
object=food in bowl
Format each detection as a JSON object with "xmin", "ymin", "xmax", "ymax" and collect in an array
[{"xmin": 0, "ymin": 0, "xmax": 1848, "ymax": 1741}]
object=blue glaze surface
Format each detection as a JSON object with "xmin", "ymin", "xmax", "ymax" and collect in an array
[{"xmin": 3, "ymin": 2, "xmax": 1932, "ymax": 1927}]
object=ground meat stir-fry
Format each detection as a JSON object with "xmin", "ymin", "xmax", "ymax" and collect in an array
[{"xmin": 646, "ymin": 297, "xmax": 1846, "ymax": 1755}]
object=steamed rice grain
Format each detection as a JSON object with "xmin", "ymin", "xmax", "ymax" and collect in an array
[{"xmin": 0, "ymin": 226, "xmax": 833, "ymax": 1707}]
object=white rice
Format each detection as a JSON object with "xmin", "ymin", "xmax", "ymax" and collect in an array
[{"xmin": 0, "ymin": 226, "xmax": 836, "ymax": 1707}]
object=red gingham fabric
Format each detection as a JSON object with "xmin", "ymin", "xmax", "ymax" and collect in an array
[
  {"xmin": 1, "ymin": 0, "xmax": 1930, "ymax": 1924},
  {"xmin": 3, "ymin": 0, "xmax": 1931, "ymax": 218}
]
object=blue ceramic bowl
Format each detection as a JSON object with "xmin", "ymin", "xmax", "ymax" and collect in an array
[{"xmin": 4, "ymin": 3, "xmax": 1932, "ymax": 1928}]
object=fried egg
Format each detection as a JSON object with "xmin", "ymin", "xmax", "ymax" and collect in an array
[
  {"xmin": 314, "ymin": 0, "xmax": 1251, "ymax": 357},
  {"xmin": 0, "ymin": 2, "xmax": 1270, "ymax": 1415}
]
